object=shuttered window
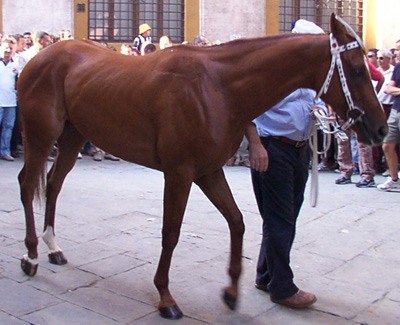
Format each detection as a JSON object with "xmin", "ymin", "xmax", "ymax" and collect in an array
[
  {"xmin": 88, "ymin": 0, "xmax": 184, "ymax": 43},
  {"xmin": 279, "ymin": 0, "xmax": 363, "ymax": 36}
]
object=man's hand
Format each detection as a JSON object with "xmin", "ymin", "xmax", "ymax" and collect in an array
[{"xmin": 245, "ymin": 123, "xmax": 269, "ymax": 172}]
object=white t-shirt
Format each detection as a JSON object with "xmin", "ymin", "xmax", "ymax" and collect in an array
[
  {"xmin": 18, "ymin": 45, "xmax": 39, "ymax": 76},
  {"xmin": 0, "ymin": 58, "xmax": 18, "ymax": 107},
  {"xmin": 377, "ymin": 65, "xmax": 395, "ymax": 105}
]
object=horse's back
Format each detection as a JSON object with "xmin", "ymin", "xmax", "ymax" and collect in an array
[{"xmin": 18, "ymin": 40, "xmax": 240, "ymax": 173}]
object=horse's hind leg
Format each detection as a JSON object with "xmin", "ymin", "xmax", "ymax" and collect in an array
[
  {"xmin": 195, "ymin": 168, "xmax": 245, "ymax": 311},
  {"xmin": 19, "ymin": 137, "xmax": 57, "ymax": 276},
  {"xmin": 43, "ymin": 124, "xmax": 86, "ymax": 265},
  {"xmin": 154, "ymin": 170, "xmax": 193, "ymax": 319}
]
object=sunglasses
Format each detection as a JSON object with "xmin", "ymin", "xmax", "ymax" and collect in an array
[{"xmin": 378, "ymin": 57, "xmax": 387, "ymax": 60}]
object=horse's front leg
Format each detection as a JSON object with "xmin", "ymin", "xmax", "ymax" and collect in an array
[
  {"xmin": 195, "ymin": 168, "xmax": 245, "ymax": 311},
  {"xmin": 154, "ymin": 170, "xmax": 193, "ymax": 320}
]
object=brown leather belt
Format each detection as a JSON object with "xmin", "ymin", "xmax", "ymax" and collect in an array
[{"xmin": 268, "ymin": 136, "xmax": 308, "ymax": 148}]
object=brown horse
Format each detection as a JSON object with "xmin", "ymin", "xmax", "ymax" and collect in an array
[{"xmin": 18, "ymin": 14, "xmax": 387, "ymax": 319}]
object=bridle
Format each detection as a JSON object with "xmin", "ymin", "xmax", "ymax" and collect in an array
[
  {"xmin": 316, "ymin": 15, "xmax": 366, "ymax": 132},
  {"xmin": 310, "ymin": 16, "xmax": 367, "ymax": 208}
]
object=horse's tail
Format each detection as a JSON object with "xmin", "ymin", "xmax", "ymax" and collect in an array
[
  {"xmin": 34, "ymin": 166, "xmax": 47, "ymax": 206},
  {"xmin": 18, "ymin": 144, "xmax": 48, "ymax": 209}
]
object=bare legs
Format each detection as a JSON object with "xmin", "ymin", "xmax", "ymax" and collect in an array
[{"xmin": 382, "ymin": 143, "xmax": 399, "ymax": 180}]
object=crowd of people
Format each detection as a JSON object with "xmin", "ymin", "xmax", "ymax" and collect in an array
[
  {"xmin": 0, "ymin": 23, "xmax": 216, "ymax": 164},
  {"xmin": 0, "ymin": 31, "xmax": 53, "ymax": 162},
  {"xmin": 328, "ymin": 44, "xmax": 400, "ymax": 192},
  {"xmin": 1, "ymin": 20, "xmax": 400, "ymax": 311}
]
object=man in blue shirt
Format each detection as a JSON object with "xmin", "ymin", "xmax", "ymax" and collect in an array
[{"xmin": 245, "ymin": 19, "xmax": 324, "ymax": 309}]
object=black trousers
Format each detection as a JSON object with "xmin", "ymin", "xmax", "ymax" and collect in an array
[{"xmin": 251, "ymin": 137, "xmax": 310, "ymax": 300}]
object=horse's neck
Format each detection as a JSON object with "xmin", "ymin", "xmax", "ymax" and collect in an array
[{"xmin": 214, "ymin": 34, "xmax": 329, "ymax": 122}]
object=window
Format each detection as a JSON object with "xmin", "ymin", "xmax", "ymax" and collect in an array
[
  {"xmin": 279, "ymin": 0, "xmax": 363, "ymax": 37},
  {"xmin": 88, "ymin": 0, "xmax": 184, "ymax": 43}
]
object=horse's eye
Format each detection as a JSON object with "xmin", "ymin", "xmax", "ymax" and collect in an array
[{"xmin": 353, "ymin": 68, "xmax": 363, "ymax": 77}]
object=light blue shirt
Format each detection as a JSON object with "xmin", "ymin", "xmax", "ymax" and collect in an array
[{"xmin": 253, "ymin": 89, "xmax": 318, "ymax": 141}]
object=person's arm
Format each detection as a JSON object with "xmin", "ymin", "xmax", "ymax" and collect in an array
[
  {"xmin": 385, "ymin": 80, "xmax": 400, "ymax": 96},
  {"xmin": 367, "ymin": 61, "xmax": 384, "ymax": 93},
  {"xmin": 375, "ymin": 74, "xmax": 385, "ymax": 93},
  {"xmin": 245, "ymin": 122, "xmax": 269, "ymax": 172}
]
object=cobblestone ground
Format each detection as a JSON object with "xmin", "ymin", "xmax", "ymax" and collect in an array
[{"xmin": 1, "ymin": 158, "xmax": 400, "ymax": 324}]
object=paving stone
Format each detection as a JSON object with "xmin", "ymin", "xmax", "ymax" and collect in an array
[
  {"xmin": 24, "ymin": 267, "xmax": 101, "ymax": 295},
  {"xmin": 102, "ymin": 231, "xmax": 162, "ymax": 265},
  {"xmin": 306, "ymin": 276, "xmax": 384, "ymax": 320},
  {"xmin": 175, "ymin": 280, "xmax": 272, "ymax": 323},
  {"xmin": 95, "ymin": 262, "xmax": 160, "ymax": 306},
  {"xmin": 21, "ymin": 301, "xmax": 121, "ymax": 325},
  {"xmin": 326, "ymin": 254, "xmax": 400, "ymax": 292},
  {"xmin": 0, "ymin": 311, "xmax": 27, "ymax": 325},
  {"xmin": 0, "ymin": 278, "xmax": 60, "ymax": 316},
  {"xmin": 78, "ymin": 253, "xmax": 147, "ymax": 278},
  {"xmin": 61, "ymin": 239, "xmax": 126, "ymax": 267},
  {"xmin": 62, "ymin": 286, "xmax": 155, "ymax": 323},
  {"xmin": 251, "ymin": 306, "xmax": 355, "ymax": 325},
  {"xmin": 1, "ymin": 159, "xmax": 400, "ymax": 324},
  {"xmin": 354, "ymin": 297, "xmax": 400, "ymax": 325},
  {"xmin": 386, "ymin": 285, "xmax": 400, "ymax": 302},
  {"xmin": 132, "ymin": 312, "xmax": 205, "ymax": 324}
]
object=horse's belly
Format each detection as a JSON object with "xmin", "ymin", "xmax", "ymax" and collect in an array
[{"xmin": 69, "ymin": 109, "xmax": 162, "ymax": 169}]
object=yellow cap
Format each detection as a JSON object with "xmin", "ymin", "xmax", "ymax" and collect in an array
[{"xmin": 139, "ymin": 23, "xmax": 151, "ymax": 35}]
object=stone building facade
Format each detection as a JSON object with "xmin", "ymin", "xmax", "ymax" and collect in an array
[{"xmin": 0, "ymin": 0, "xmax": 398, "ymax": 50}]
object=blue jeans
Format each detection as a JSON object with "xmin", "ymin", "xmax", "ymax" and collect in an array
[
  {"xmin": 251, "ymin": 137, "xmax": 310, "ymax": 300},
  {"xmin": 0, "ymin": 106, "xmax": 17, "ymax": 156}
]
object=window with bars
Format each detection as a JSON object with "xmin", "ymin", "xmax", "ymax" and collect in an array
[
  {"xmin": 279, "ymin": 0, "xmax": 363, "ymax": 37},
  {"xmin": 88, "ymin": 0, "xmax": 184, "ymax": 43}
]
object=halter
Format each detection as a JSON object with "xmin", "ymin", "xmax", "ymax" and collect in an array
[
  {"xmin": 316, "ymin": 19, "xmax": 365, "ymax": 131},
  {"xmin": 311, "ymin": 16, "xmax": 366, "ymax": 208}
]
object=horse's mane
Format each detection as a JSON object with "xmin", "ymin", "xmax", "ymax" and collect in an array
[{"xmin": 163, "ymin": 33, "xmax": 326, "ymax": 58}]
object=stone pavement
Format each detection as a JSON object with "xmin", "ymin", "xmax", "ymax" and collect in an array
[{"xmin": 1, "ymin": 157, "xmax": 400, "ymax": 324}]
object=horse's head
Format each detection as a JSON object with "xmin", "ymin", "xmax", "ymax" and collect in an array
[{"xmin": 319, "ymin": 13, "xmax": 388, "ymax": 145}]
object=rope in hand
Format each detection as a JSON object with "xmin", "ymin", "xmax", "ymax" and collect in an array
[{"xmin": 309, "ymin": 107, "xmax": 349, "ymax": 207}]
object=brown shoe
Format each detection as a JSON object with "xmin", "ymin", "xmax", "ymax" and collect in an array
[
  {"xmin": 271, "ymin": 290, "xmax": 317, "ymax": 308},
  {"xmin": 255, "ymin": 283, "xmax": 269, "ymax": 293}
]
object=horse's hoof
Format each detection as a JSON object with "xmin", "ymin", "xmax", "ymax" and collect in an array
[
  {"xmin": 223, "ymin": 290, "xmax": 237, "ymax": 310},
  {"xmin": 21, "ymin": 257, "xmax": 38, "ymax": 276},
  {"xmin": 159, "ymin": 304, "xmax": 183, "ymax": 320},
  {"xmin": 48, "ymin": 251, "xmax": 68, "ymax": 265}
]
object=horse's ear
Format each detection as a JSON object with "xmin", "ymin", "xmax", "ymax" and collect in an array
[
  {"xmin": 330, "ymin": 13, "xmax": 365, "ymax": 49},
  {"xmin": 330, "ymin": 13, "xmax": 344, "ymax": 37}
]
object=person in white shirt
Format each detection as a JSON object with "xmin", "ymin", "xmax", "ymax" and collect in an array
[
  {"xmin": 373, "ymin": 49, "xmax": 395, "ymax": 174},
  {"xmin": 0, "ymin": 36, "xmax": 19, "ymax": 161},
  {"xmin": 18, "ymin": 31, "xmax": 52, "ymax": 75}
]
